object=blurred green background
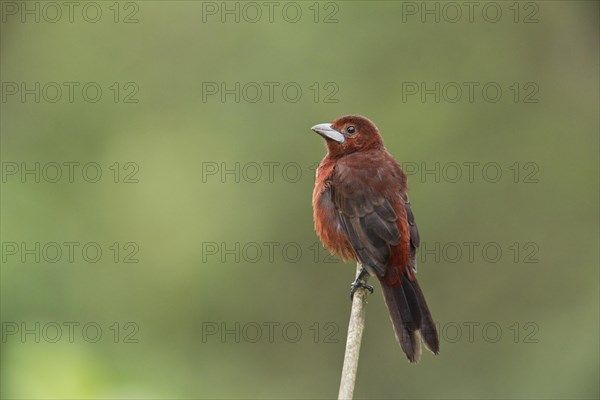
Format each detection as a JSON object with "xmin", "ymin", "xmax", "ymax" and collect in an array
[{"xmin": 1, "ymin": 1, "xmax": 598, "ymax": 399}]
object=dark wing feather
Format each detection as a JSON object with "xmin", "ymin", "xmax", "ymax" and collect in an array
[
  {"xmin": 403, "ymin": 194, "xmax": 420, "ymax": 272},
  {"xmin": 331, "ymin": 162, "xmax": 401, "ymax": 277}
]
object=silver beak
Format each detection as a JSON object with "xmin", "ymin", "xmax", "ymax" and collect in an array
[{"xmin": 311, "ymin": 123, "xmax": 345, "ymax": 144}]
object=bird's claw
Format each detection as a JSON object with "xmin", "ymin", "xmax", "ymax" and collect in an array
[{"xmin": 350, "ymin": 280, "xmax": 374, "ymax": 300}]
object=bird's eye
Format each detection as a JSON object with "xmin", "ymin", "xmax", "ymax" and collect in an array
[{"xmin": 346, "ymin": 126, "xmax": 356, "ymax": 135}]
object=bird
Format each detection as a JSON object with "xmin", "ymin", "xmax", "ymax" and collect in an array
[{"xmin": 310, "ymin": 115, "xmax": 439, "ymax": 362}]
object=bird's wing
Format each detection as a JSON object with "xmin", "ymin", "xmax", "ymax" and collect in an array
[
  {"xmin": 403, "ymin": 194, "xmax": 420, "ymax": 272},
  {"xmin": 331, "ymin": 162, "xmax": 402, "ymax": 277}
]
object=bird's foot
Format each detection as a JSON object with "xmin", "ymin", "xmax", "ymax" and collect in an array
[{"xmin": 350, "ymin": 279, "xmax": 374, "ymax": 300}]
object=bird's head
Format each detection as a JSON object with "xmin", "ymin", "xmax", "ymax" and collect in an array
[{"xmin": 311, "ymin": 115, "xmax": 383, "ymax": 157}]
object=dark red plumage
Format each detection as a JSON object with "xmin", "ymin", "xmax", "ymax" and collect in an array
[{"xmin": 311, "ymin": 115, "xmax": 439, "ymax": 362}]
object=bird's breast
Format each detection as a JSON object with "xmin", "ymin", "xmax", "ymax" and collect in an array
[{"xmin": 312, "ymin": 162, "xmax": 355, "ymax": 262}]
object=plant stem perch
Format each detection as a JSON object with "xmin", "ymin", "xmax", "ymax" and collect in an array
[{"xmin": 338, "ymin": 263, "xmax": 369, "ymax": 400}]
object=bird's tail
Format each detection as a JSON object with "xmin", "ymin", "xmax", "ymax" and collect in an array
[{"xmin": 379, "ymin": 271, "xmax": 439, "ymax": 362}]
